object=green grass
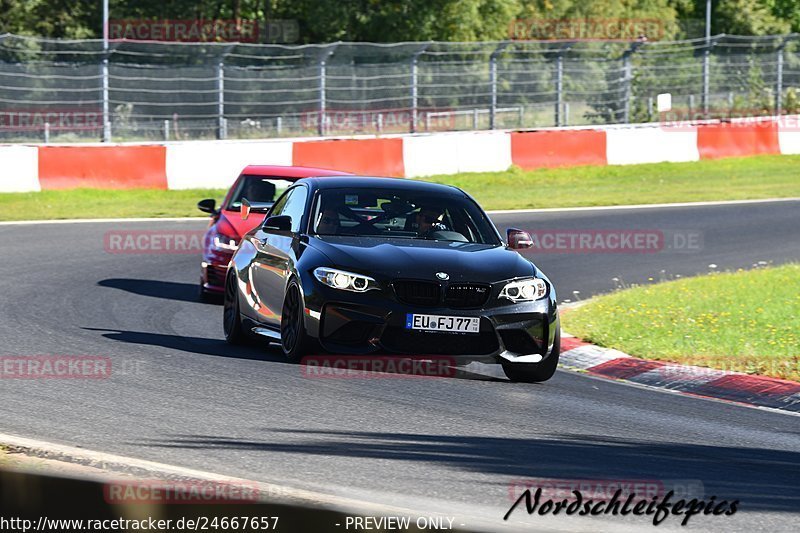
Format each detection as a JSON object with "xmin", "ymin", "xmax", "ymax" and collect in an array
[
  {"xmin": 420, "ymin": 155, "xmax": 800, "ymax": 210},
  {"xmin": 562, "ymin": 264, "xmax": 800, "ymax": 381},
  {"xmin": 0, "ymin": 188, "xmax": 227, "ymax": 221},
  {"xmin": 1, "ymin": 154, "xmax": 800, "ymax": 220}
]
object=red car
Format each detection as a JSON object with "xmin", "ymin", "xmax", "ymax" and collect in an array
[{"xmin": 197, "ymin": 165, "xmax": 351, "ymax": 300}]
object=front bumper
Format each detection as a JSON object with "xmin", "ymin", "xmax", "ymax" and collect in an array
[
  {"xmin": 302, "ymin": 283, "xmax": 558, "ymax": 365},
  {"xmin": 201, "ymin": 250, "xmax": 234, "ymax": 293}
]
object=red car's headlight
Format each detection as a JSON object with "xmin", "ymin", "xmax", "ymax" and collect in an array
[{"xmin": 212, "ymin": 233, "xmax": 239, "ymax": 252}]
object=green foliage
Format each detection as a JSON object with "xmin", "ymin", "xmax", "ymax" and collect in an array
[
  {"xmin": 1, "ymin": 0, "xmax": 798, "ymax": 42},
  {"xmin": 784, "ymin": 87, "xmax": 800, "ymax": 114}
]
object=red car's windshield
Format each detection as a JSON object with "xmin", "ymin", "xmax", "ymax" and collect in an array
[{"xmin": 225, "ymin": 175, "xmax": 287, "ymax": 210}]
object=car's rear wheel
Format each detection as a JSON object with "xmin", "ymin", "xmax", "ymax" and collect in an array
[
  {"xmin": 502, "ymin": 328, "xmax": 560, "ymax": 383},
  {"xmin": 280, "ymin": 279, "xmax": 311, "ymax": 363},
  {"xmin": 223, "ymin": 270, "xmax": 245, "ymax": 344}
]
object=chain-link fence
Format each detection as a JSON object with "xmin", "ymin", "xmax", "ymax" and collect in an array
[{"xmin": 1, "ymin": 33, "xmax": 799, "ymax": 142}]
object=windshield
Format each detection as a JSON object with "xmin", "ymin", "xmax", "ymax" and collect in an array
[
  {"xmin": 311, "ymin": 187, "xmax": 500, "ymax": 244},
  {"xmin": 225, "ymin": 175, "xmax": 286, "ymax": 210}
]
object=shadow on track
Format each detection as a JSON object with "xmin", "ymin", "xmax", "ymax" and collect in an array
[
  {"xmin": 97, "ymin": 278, "xmax": 218, "ymax": 305},
  {"xmin": 82, "ymin": 327, "xmax": 506, "ymax": 382},
  {"xmin": 81, "ymin": 327, "xmax": 286, "ymax": 363},
  {"xmin": 135, "ymin": 430, "xmax": 800, "ymax": 513}
]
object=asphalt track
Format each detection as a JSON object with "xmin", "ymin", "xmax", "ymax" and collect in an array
[{"xmin": 1, "ymin": 200, "xmax": 799, "ymax": 532}]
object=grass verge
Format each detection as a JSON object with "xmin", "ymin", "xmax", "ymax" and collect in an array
[
  {"xmin": 421, "ymin": 154, "xmax": 800, "ymax": 210},
  {"xmin": 0, "ymin": 188, "xmax": 226, "ymax": 221},
  {"xmin": 1, "ymin": 154, "xmax": 799, "ymax": 221},
  {"xmin": 561, "ymin": 264, "xmax": 800, "ymax": 381}
]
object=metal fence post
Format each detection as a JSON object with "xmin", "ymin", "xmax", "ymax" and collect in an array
[
  {"xmin": 217, "ymin": 62, "xmax": 225, "ymax": 140},
  {"xmin": 622, "ymin": 41, "xmax": 644, "ymax": 124},
  {"xmin": 555, "ymin": 54, "xmax": 564, "ymax": 126},
  {"xmin": 102, "ymin": 58, "xmax": 111, "ymax": 142},
  {"xmin": 410, "ymin": 44, "xmax": 430, "ymax": 134},
  {"xmin": 701, "ymin": 37, "xmax": 717, "ymax": 115},
  {"xmin": 776, "ymin": 42, "xmax": 785, "ymax": 115},
  {"xmin": 489, "ymin": 54, "xmax": 497, "ymax": 130},
  {"xmin": 410, "ymin": 56, "xmax": 418, "ymax": 133},
  {"xmin": 318, "ymin": 58, "xmax": 327, "ymax": 135},
  {"xmin": 317, "ymin": 45, "xmax": 337, "ymax": 136},
  {"xmin": 554, "ymin": 43, "xmax": 573, "ymax": 127},
  {"xmin": 489, "ymin": 42, "xmax": 509, "ymax": 130},
  {"xmin": 623, "ymin": 54, "xmax": 632, "ymax": 124}
]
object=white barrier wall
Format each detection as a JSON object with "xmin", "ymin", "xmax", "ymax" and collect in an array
[
  {"xmin": 606, "ymin": 127, "xmax": 699, "ymax": 165},
  {"xmin": 0, "ymin": 146, "xmax": 40, "ymax": 192},
  {"xmin": 165, "ymin": 140, "xmax": 293, "ymax": 189},
  {"xmin": 402, "ymin": 131, "xmax": 512, "ymax": 178},
  {"xmin": 2, "ymin": 119, "xmax": 798, "ymax": 193},
  {"xmin": 778, "ymin": 130, "xmax": 800, "ymax": 155}
]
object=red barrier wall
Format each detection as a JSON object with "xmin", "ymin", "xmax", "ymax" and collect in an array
[
  {"xmin": 292, "ymin": 138, "xmax": 405, "ymax": 177},
  {"xmin": 510, "ymin": 130, "xmax": 607, "ymax": 169},
  {"xmin": 697, "ymin": 121, "xmax": 780, "ymax": 159},
  {"xmin": 38, "ymin": 146, "xmax": 168, "ymax": 189}
]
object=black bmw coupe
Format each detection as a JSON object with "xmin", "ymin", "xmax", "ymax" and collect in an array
[{"xmin": 223, "ymin": 176, "xmax": 560, "ymax": 382}]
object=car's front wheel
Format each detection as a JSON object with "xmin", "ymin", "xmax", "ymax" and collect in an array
[
  {"xmin": 502, "ymin": 329, "xmax": 560, "ymax": 383},
  {"xmin": 223, "ymin": 270, "xmax": 245, "ymax": 344},
  {"xmin": 280, "ymin": 279, "xmax": 312, "ymax": 362}
]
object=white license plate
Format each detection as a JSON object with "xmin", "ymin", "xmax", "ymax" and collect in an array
[{"xmin": 405, "ymin": 313, "xmax": 480, "ymax": 334}]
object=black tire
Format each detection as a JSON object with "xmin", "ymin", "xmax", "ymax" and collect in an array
[
  {"xmin": 280, "ymin": 279, "xmax": 312, "ymax": 363},
  {"xmin": 502, "ymin": 328, "xmax": 561, "ymax": 383},
  {"xmin": 223, "ymin": 270, "xmax": 245, "ymax": 344}
]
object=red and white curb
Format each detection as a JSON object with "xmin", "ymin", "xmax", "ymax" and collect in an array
[{"xmin": 560, "ymin": 334, "xmax": 800, "ymax": 413}]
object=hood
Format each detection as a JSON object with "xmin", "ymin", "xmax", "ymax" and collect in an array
[
  {"xmin": 309, "ymin": 236, "xmax": 536, "ymax": 282},
  {"xmin": 218, "ymin": 209, "xmax": 267, "ymax": 239}
]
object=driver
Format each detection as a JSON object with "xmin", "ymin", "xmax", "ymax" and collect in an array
[
  {"xmin": 415, "ymin": 205, "xmax": 446, "ymax": 237},
  {"xmin": 316, "ymin": 206, "xmax": 341, "ymax": 235}
]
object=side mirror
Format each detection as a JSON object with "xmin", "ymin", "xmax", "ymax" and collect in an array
[
  {"xmin": 197, "ymin": 198, "xmax": 216, "ymax": 214},
  {"xmin": 263, "ymin": 215, "xmax": 292, "ymax": 233},
  {"xmin": 507, "ymin": 228, "xmax": 533, "ymax": 250},
  {"xmin": 241, "ymin": 197, "xmax": 274, "ymax": 221}
]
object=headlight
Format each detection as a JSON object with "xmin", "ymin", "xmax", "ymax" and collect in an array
[
  {"xmin": 314, "ymin": 267, "xmax": 378, "ymax": 292},
  {"xmin": 212, "ymin": 233, "xmax": 239, "ymax": 251},
  {"xmin": 499, "ymin": 278, "xmax": 548, "ymax": 302}
]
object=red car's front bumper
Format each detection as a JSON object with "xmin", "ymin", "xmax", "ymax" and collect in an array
[{"xmin": 201, "ymin": 244, "xmax": 234, "ymax": 294}]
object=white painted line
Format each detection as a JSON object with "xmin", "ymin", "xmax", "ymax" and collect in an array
[
  {"xmin": 0, "ymin": 432, "xmax": 432, "ymax": 514},
  {"xmin": 0, "ymin": 216, "xmax": 207, "ymax": 226},
  {"xmin": 486, "ymin": 197, "xmax": 800, "ymax": 215},
  {"xmin": 3, "ymin": 196, "xmax": 798, "ymax": 226},
  {"xmin": 0, "ymin": 431, "xmax": 614, "ymax": 532}
]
